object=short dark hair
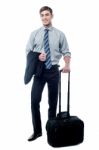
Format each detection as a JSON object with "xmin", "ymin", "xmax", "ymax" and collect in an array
[{"xmin": 39, "ymin": 6, "xmax": 53, "ymax": 15}]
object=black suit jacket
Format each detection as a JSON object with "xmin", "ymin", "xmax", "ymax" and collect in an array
[{"xmin": 24, "ymin": 51, "xmax": 44, "ymax": 84}]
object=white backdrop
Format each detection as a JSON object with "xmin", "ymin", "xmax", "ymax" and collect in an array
[{"xmin": 0, "ymin": 0, "xmax": 99, "ymax": 149}]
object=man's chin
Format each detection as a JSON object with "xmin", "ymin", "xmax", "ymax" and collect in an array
[
  {"xmin": 43, "ymin": 23, "xmax": 49, "ymax": 26},
  {"xmin": 43, "ymin": 23, "xmax": 51, "ymax": 27}
]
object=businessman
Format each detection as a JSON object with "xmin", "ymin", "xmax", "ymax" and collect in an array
[{"xmin": 26, "ymin": 6, "xmax": 71, "ymax": 141}]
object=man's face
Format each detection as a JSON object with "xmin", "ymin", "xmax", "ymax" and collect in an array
[{"xmin": 40, "ymin": 10, "xmax": 53, "ymax": 26}]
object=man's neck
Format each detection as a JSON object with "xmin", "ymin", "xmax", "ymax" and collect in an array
[{"xmin": 44, "ymin": 23, "xmax": 52, "ymax": 28}]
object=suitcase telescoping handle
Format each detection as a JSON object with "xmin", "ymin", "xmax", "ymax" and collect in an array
[{"xmin": 59, "ymin": 70, "xmax": 70, "ymax": 117}]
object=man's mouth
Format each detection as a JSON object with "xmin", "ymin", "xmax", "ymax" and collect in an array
[{"xmin": 43, "ymin": 20, "xmax": 48, "ymax": 22}]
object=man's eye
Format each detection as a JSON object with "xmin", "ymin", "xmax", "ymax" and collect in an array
[{"xmin": 46, "ymin": 14, "xmax": 49, "ymax": 16}]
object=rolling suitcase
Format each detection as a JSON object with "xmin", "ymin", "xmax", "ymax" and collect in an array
[{"xmin": 46, "ymin": 71, "xmax": 84, "ymax": 147}]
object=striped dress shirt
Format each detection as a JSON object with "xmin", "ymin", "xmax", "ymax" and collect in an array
[{"xmin": 26, "ymin": 26, "xmax": 71, "ymax": 65}]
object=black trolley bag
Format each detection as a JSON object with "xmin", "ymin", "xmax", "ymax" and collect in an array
[{"xmin": 46, "ymin": 71, "xmax": 84, "ymax": 147}]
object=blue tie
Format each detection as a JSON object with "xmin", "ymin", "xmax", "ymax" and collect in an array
[{"xmin": 44, "ymin": 29, "xmax": 52, "ymax": 69}]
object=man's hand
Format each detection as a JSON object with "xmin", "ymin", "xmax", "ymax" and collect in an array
[
  {"xmin": 39, "ymin": 52, "xmax": 46, "ymax": 61},
  {"xmin": 62, "ymin": 65, "xmax": 70, "ymax": 73},
  {"xmin": 62, "ymin": 56, "xmax": 71, "ymax": 73}
]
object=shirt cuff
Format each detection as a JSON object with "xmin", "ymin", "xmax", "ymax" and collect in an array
[{"xmin": 63, "ymin": 52, "xmax": 71, "ymax": 57}]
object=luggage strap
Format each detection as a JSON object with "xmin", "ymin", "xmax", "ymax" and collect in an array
[{"xmin": 59, "ymin": 70, "xmax": 70, "ymax": 117}]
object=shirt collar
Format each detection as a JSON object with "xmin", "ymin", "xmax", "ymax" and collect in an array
[{"xmin": 42, "ymin": 26, "xmax": 53, "ymax": 31}]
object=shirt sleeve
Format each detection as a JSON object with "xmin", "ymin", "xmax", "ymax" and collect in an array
[
  {"xmin": 25, "ymin": 31, "xmax": 36, "ymax": 55},
  {"xmin": 59, "ymin": 32, "xmax": 71, "ymax": 57}
]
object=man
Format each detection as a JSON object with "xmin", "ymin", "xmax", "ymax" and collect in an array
[{"xmin": 26, "ymin": 6, "xmax": 71, "ymax": 141}]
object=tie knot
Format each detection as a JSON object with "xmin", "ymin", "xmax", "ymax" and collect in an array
[{"xmin": 44, "ymin": 29, "xmax": 49, "ymax": 33}]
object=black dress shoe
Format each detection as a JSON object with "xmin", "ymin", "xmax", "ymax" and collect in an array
[{"xmin": 28, "ymin": 133, "xmax": 42, "ymax": 141}]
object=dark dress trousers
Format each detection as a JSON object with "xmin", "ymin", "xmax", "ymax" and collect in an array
[{"xmin": 31, "ymin": 65, "xmax": 59, "ymax": 134}]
